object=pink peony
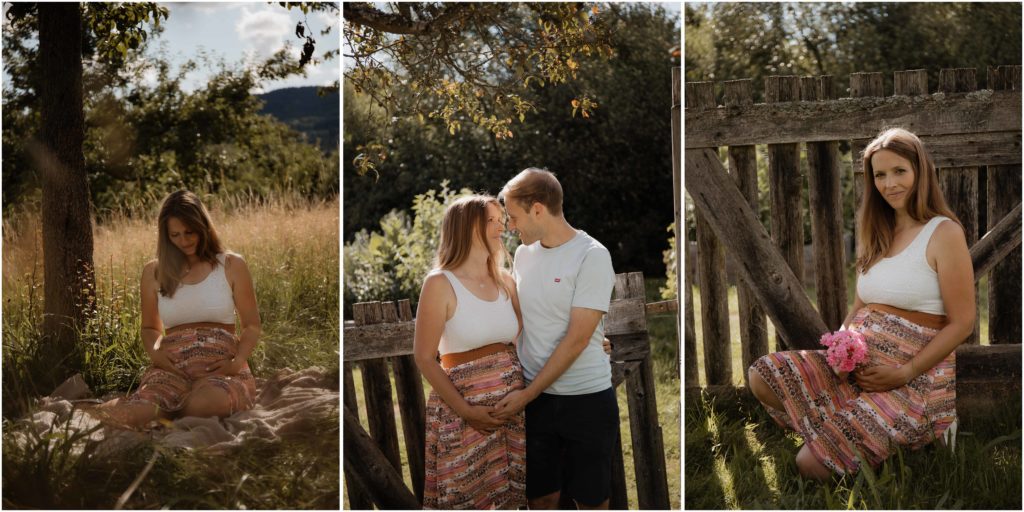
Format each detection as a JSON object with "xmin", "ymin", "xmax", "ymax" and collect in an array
[{"xmin": 820, "ymin": 329, "xmax": 868, "ymax": 373}]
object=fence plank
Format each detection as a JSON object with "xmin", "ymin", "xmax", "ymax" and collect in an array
[
  {"xmin": 343, "ymin": 406, "xmax": 421, "ymax": 510},
  {"xmin": 345, "ymin": 297, "xmax": 648, "ymax": 361},
  {"xmin": 342, "ymin": 364, "xmax": 373, "ymax": 509},
  {"xmin": 986, "ymin": 68, "xmax": 1022, "ymax": 345},
  {"xmin": 389, "ymin": 300, "xmax": 426, "ymax": 501},
  {"xmin": 352, "ymin": 302, "xmax": 403, "ymax": 474},
  {"xmin": 685, "ymin": 90, "xmax": 1021, "ymax": 148},
  {"xmin": 850, "ymin": 73, "xmax": 886, "ymax": 258},
  {"xmin": 683, "ymin": 233, "xmax": 700, "ymax": 388},
  {"xmin": 725, "ymin": 79, "xmax": 768, "ymax": 375},
  {"xmin": 627, "ymin": 355, "xmax": 671, "ymax": 510},
  {"xmin": 688, "ymin": 81, "xmax": 732, "ymax": 384},
  {"xmin": 766, "ymin": 75, "xmax": 804, "ymax": 351},
  {"xmin": 616, "ymin": 275, "xmax": 670, "ymax": 510},
  {"xmin": 672, "ymin": 67, "xmax": 683, "ymax": 376},
  {"xmin": 937, "ymin": 68, "xmax": 981, "ymax": 345},
  {"xmin": 805, "ymin": 75, "xmax": 847, "ymax": 331},
  {"xmin": 971, "ymin": 203, "xmax": 1023, "ymax": 279},
  {"xmin": 686, "ymin": 147, "xmax": 829, "ymax": 350}
]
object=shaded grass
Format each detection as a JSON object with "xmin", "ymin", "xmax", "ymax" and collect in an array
[
  {"xmin": 686, "ymin": 273, "xmax": 1019, "ymax": 509},
  {"xmin": 343, "ymin": 277, "xmax": 681, "ymax": 509},
  {"xmin": 685, "ymin": 388, "xmax": 1021, "ymax": 509},
  {"xmin": 2, "ymin": 196, "xmax": 340, "ymax": 509}
]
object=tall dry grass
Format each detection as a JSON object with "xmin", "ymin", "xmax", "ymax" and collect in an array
[{"xmin": 2, "ymin": 194, "xmax": 340, "ymax": 508}]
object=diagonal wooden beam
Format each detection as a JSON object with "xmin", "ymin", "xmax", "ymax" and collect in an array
[
  {"xmin": 343, "ymin": 406, "xmax": 421, "ymax": 510},
  {"xmin": 685, "ymin": 148, "xmax": 828, "ymax": 350},
  {"xmin": 971, "ymin": 203, "xmax": 1022, "ymax": 279}
]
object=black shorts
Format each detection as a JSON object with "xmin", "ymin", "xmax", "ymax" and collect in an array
[{"xmin": 525, "ymin": 387, "xmax": 619, "ymax": 506}]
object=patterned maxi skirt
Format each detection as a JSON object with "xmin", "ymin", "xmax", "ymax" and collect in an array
[
  {"xmin": 423, "ymin": 348, "xmax": 527, "ymax": 510},
  {"xmin": 751, "ymin": 305, "xmax": 957, "ymax": 474},
  {"xmin": 127, "ymin": 327, "xmax": 257, "ymax": 414}
]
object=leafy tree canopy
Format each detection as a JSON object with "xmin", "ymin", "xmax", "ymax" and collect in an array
[
  {"xmin": 344, "ymin": 1, "xmax": 619, "ymax": 175},
  {"xmin": 345, "ymin": 4, "xmax": 679, "ymax": 277},
  {"xmin": 2, "ymin": 3, "xmax": 339, "ymax": 217},
  {"xmin": 685, "ymin": 2, "xmax": 1022, "ymax": 102}
]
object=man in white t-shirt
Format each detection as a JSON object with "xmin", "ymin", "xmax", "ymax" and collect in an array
[{"xmin": 493, "ymin": 168, "xmax": 616, "ymax": 510}]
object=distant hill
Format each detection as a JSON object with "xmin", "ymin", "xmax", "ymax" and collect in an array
[{"xmin": 258, "ymin": 86, "xmax": 339, "ymax": 153}]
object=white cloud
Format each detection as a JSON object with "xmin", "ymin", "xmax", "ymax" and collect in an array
[{"xmin": 236, "ymin": 6, "xmax": 292, "ymax": 59}]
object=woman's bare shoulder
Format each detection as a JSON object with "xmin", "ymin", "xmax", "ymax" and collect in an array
[
  {"xmin": 142, "ymin": 259, "xmax": 159, "ymax": 278},
  {"xmin": 932, "ymin": 219, "xmax": 968, "ymax": 249}
]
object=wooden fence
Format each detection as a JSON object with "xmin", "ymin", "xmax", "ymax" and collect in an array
[
  {"xmin": 343, "ymin": 271, "xmax": 675, "ymax": 509},
  {"xmin": 683, "ymin": 65, "xmax": 1022, "ymax": 412}
]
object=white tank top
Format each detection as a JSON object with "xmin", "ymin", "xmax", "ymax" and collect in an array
[
  {"xmin": 158, "ymin": 253, "xmax": 236, "ymax": 329},
  {"xmin": 437, "ymin": 270, "xmax": 519, "ymax": 356},
  {"xmin": 857, "ymin": 216, "xmax": 949, "ymax": 315}
]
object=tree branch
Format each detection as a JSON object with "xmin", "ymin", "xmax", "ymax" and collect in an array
[{"xmin": 344, "ymin": 3, "xmax": 471, "ymax": 35}]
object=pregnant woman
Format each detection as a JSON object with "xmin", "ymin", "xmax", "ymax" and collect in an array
[
  {"xmin": 748, "ymin": 127, "xmax": 975, "ymax": 480},
  {"xmin": 91, "ymin": 190, "xmax": 260, "ymax": 429},
  {"xmin": 414, "ymin": 194, "xmax": 526, "ymax": 509}
]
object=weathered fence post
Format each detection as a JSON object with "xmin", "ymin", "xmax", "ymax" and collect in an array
[
  {"xmin": 803, "ymin": 75, "xmax": 848, "ymax": 331},
  {"xmin": 683, "ymin": 243, "xmax": 699, "ymax": 389},
  {"xmin": 352, "ymin": 302, "xmax": 403, "ymax": 471},
  {"xmin": 672, "ymin": 67, "xmax": 683, "ymax": 374},
  {"xmin": 849, "ymin": 72, "xmax": 886, "ymax": 259},
  {"xmin": 616, "ymin": 272, "xmax": 670, "ymax": 510},
  {"xmin": 686, "ymin": 148, "xmax": 829, "ymax": 349},
  {"xmin": 343, "ymin": 406, "xmax": 420, "ymax": 510},
  {"xmin": 985, "ymin": 65, "xmax": 1022, "ymax": 345},
  {"xmin": 687, "ymin": 80, "xmax": 731, "ymax": 385},
  {"xmin": 388, "ymin": 299, "xmax": 426, "ymax": 501},
  {"xmin": 342, "ymin": 363, "xmax": 373, "ymax": 509},
  {"xmin": 765, "ymin": 75, "xmax": 805, "ymax": 350},
  {"xmin": 937, "ymin": 68, "xmax": 981, "ymax": 345},
  {"xmin": 723, "ymin": 79, "xmax": 769, "ymax": 376}
]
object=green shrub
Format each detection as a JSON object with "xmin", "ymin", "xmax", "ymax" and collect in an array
[{"xmin": 344, "ymin": 182, "xmax": 469, "ymax": 316}]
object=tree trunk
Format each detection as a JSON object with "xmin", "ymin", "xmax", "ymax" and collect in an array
[{"xmin": 37, "ymin": 3, "xmax": 94, "ymax": 382}]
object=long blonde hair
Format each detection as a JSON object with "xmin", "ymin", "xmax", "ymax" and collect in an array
[
  {"xmin": 435, "ymin": 195, "xmax": 511, "ymax": 297},
  {"xmin": 856, "ymin": 128, "xmax": 960, "ymax": 273},
  {"xmin": 156, "ymin": 190, "xmax": 225, "ymax": 297}
]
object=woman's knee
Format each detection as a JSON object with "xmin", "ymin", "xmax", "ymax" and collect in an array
[
  {"xmin": 182, "ymin": 385, "xmax": 233, "ymax": 418},
  {"xmin": 795, "ymin": 445, "xmax": 832, "ymax": 481},
  {"xmin": 747, "ymin": 366, "xmax": 768, "ymax": 397}
]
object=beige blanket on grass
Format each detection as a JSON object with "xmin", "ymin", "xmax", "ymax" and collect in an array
[{"xmin": 16, "ymin": 367, "xmax": 338, "ymax": 456}]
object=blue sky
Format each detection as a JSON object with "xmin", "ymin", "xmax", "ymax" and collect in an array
[
  {"xmin": 1, "ymin": 2, "xmax": 340, "ymax": 94},
  {"xmin": 149, "ymin": 2, "xmax": 339, "ymax": 92}
]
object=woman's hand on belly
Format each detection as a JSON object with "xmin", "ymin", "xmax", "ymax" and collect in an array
[
  {"xmin": 461, "ymin": 405, "xmax": 505, "ymax": 434},
  {"xmin": 854, "ymin": 364, "xmax": 912, "ymax": 392},
  {"xmin": 147, "ymin": 346, "xmax": 186, "ymax": 378},
  {"xmin": 205, "ymin": 356, "xmax": 245, "ymax": 377}
]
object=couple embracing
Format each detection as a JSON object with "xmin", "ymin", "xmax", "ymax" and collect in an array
[{"xmin": 414, "ymin": 168, "xmax": 618, "ymax": 510}]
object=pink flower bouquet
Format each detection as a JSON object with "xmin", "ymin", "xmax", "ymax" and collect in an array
[{"xmin": 820, "ymin": 329, "xmax": 868, "ymax": 373}]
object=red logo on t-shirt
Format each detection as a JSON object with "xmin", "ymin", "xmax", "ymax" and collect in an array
[{"xmin": 554, "ymin": 278, "xmax": 561, "ymax": 283}]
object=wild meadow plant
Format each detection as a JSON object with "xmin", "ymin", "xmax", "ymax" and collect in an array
[
  {"xmin": 2, "ymin": 194, "xmax": 340, "ymax": 508},
  {"xmin": 685, "ymin": 388, "xmax": 1021, "ymax": 509}
]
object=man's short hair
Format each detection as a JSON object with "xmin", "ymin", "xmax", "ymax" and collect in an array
[{"xmin": 499, "ymin": 168, "xmax": 563, "ymax": 216}]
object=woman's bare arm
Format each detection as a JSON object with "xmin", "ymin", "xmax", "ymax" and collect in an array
[{"xmin": 413, "ymin": 273, "xmax": 504, "ymax": 432}]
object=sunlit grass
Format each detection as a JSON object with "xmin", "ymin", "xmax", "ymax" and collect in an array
[
  {"xmin": 2, "ymin": 194, "xmax": 340, "ymax": 509},
  {"xmin": 685, "ymin": 272, "xmax": 1018, "ymax": 509}
]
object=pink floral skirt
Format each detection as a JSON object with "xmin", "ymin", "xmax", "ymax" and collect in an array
[
  {"xmin": 751, "ymin": 307, "xmax": 956, "ymax": 474},
  {"xmin": 127, "ymin": 327, "xmax": 256, "ymax": 414}
]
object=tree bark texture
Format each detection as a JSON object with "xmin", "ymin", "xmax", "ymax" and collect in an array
[{"xmin": 38, "ymin": 3, "xmax": 95, "ymax": 380}]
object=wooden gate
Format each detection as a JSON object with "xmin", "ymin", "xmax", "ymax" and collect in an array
[
  {"xmin": 683, "ymin": 65, "xmax": 1022, "ymax": 412},
  {"xmin": 343, "ymin": 271, "xmax": 675, "ymax": 509}
]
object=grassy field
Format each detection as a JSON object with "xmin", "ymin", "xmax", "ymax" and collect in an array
[
  {"xmin": 344, "ymin": 277, "xmax": 681, "ymax": 509},
  {"xmin": 2, "ymin": 195, "xmax": 340, "ymax": 509},
  {"xmin": 686, "ymin": 275, "xmax": 1022, "ymax": 509}
]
